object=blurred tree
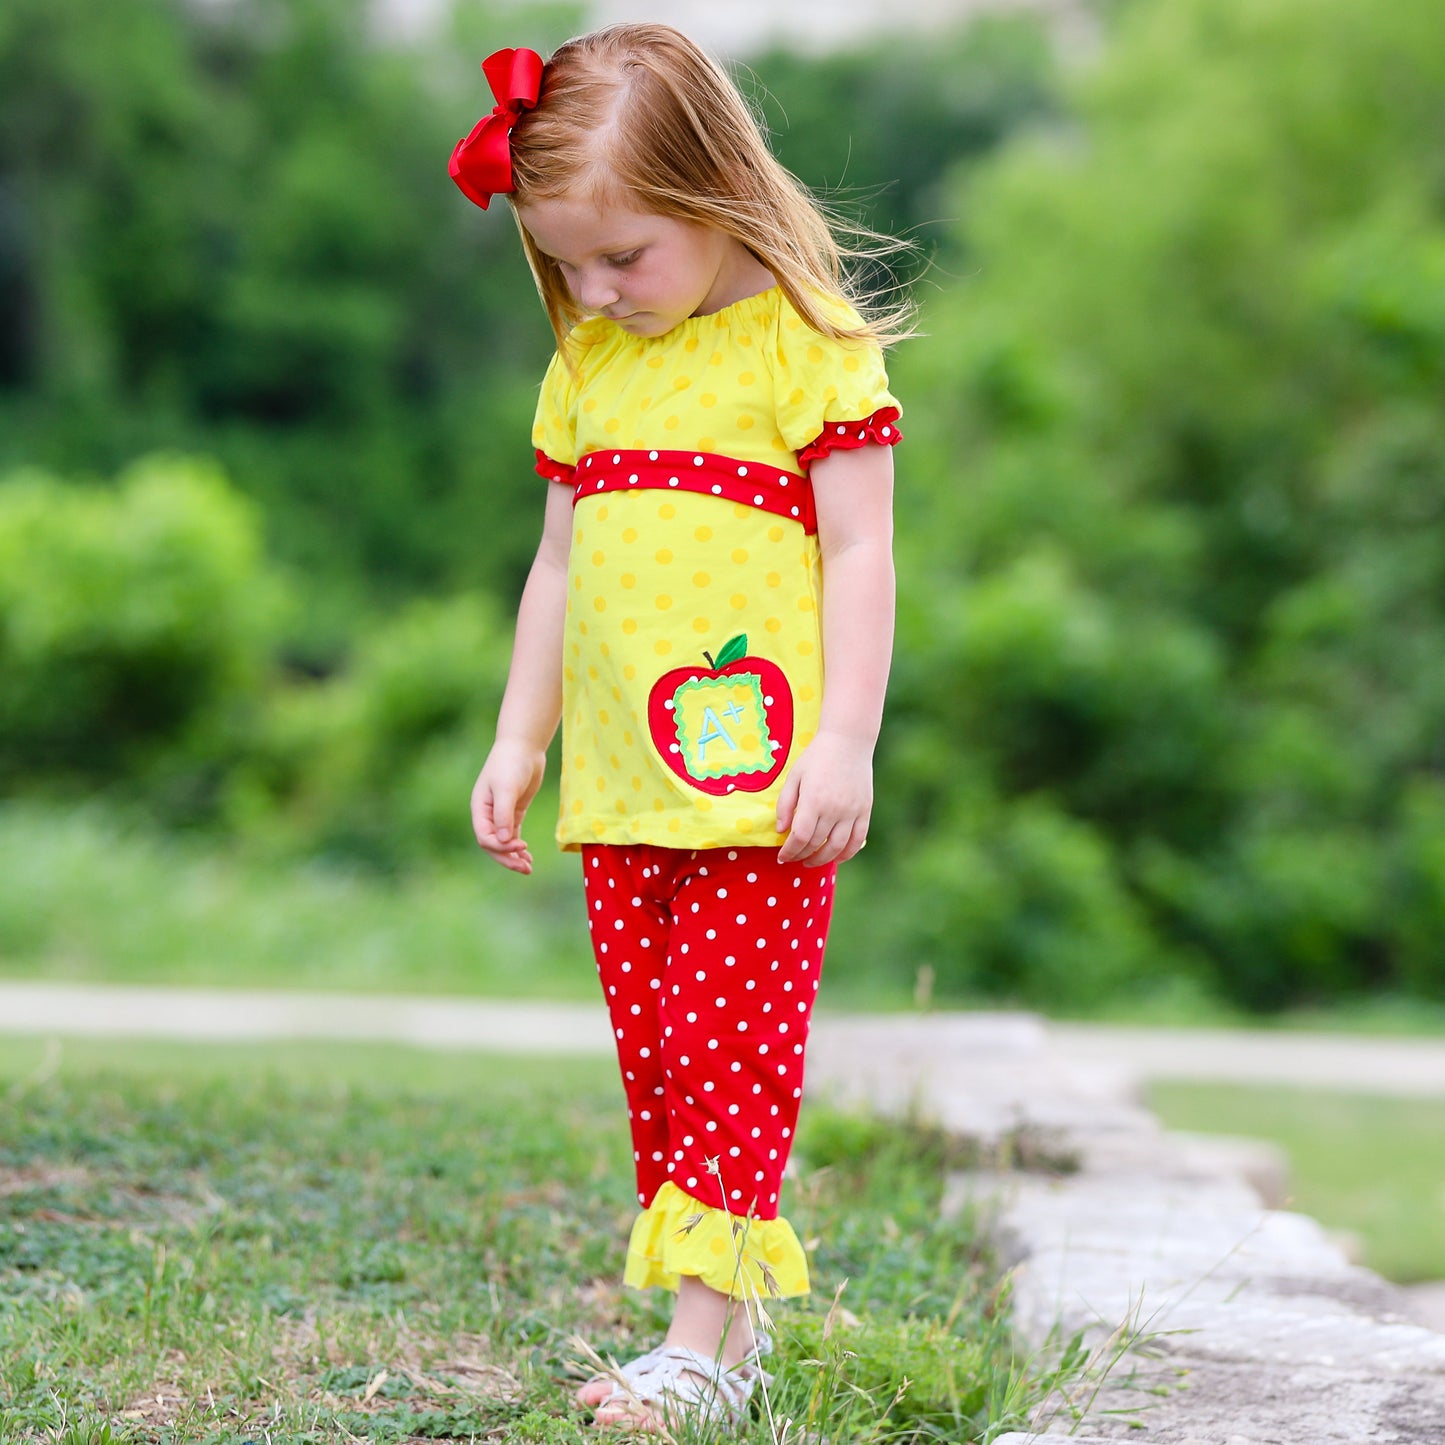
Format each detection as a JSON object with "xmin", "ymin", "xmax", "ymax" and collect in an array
[{"xmin": 876, "ymin": 0, "xmax": 1445, "ymax": 1008}]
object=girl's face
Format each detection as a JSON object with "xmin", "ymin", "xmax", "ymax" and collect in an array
[{"xmin": 518, "ymin": 193, "xmax": 764, "ymax": 338}]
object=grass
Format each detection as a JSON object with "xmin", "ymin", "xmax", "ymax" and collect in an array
[
  {"xmin": 1148, "ymin": 1081, "xmax": 1445, "ymax": 1284},
  {"xmin": 0, "ymin": 1036, "xmax": 1088, "ymax": 1444}
]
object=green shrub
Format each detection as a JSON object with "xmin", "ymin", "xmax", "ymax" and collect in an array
[{"xmin": 0, "ymin": 454, "xmax": 285, "ymax": 788}]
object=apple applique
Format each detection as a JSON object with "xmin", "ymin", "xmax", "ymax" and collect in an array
[{"xmin": 647, "ymin": 634, "xmax": 794, "ymax": 795}]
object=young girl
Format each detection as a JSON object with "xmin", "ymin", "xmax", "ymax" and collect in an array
[{"xmin": 458, "ymin": 23, "xmax": 905, "ymax": 1432}]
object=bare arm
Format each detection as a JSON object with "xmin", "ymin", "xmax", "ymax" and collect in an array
[
  {"xmin": 776, "ymin": 444, "xmax": 896, "ymax": 866},
  {"xmin": 470, "ymin": 480, "xmax": 575, "ymax": 874}
]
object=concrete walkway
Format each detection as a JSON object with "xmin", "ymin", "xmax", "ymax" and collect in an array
[{"xmin": 3, "ymin": 980, "xmax": 1443, "ymax": 1096}]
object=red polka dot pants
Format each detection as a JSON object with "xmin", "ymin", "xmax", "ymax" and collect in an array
[{"xmin": 582, "ymin": 844, "xmax": 836, "ymax": 1220}]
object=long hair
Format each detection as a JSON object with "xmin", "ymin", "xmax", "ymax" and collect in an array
[{"xmin": 507, "ymin": 23, "xmax": 915, "ymax": 352}]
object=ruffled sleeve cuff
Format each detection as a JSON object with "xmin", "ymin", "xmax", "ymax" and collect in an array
[
  {"xmin": 624, "ymin": 1181, "xmax": 810, "ymax": 1300},
  {"xmin": 534, "ymin": 450, "xmax": 575, "ymax": 484},
  {"xmin": 796, "ymin": 407, "xmax": 903, "ymax": 470}
]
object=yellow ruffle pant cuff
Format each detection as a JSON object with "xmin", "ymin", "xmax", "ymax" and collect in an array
[{"xmin": 624, "ymin": 1181, "xmax": 810, "ymax": 1300}]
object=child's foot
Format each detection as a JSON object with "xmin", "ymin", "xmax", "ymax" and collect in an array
[
  {"xmin": 576, "ymin": 1345, "xmax": 663, "ymax": 1410},
  {"xmin": 589, "ymin": 1338, "xmax": 771, "ymax": 1433}
]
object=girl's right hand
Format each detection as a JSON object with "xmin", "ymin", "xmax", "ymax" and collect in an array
[{"xmin": 470, "ymin": 740, "xmax": 548, "ymax": 874}]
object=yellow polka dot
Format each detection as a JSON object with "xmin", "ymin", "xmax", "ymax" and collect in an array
[
  {"xmin": 592, "ymin": 820, "xmax": 607, "ymax": 836},
  {"xmin": 623, "ymin": 663, "xmax": 637, "ymax": 680},
  {"xmin": 572, "ymin": 576, "xmax": 582, "ymax": 591},
  {"xmin": 700, "ymin": 393, "xmax": 717, "ymax": 408},
  {"xmin": 843, "ymin": 354, "xmax": 861, "ymax": 373},
  {"xmin": 622, "ymin": 729, "xmax": 633, "ymax": 746},
  {"xmin": 583, "ymin": 398, "xmax": 600, "ymax": 413},
  {"xmin": 564, "ymin": 666, "xmax": 576, "ymax": 681},
  {"xmin": 698, "ymin": 436, "xmax": 716, "ymax": 450},
  {"xmin": 799, "ymin": 685, "xmax": 815, "ymax": 702},
  {"xmin": 693, "ymin": 616, "xmax": 710, "ymax": 633},
  {"xmin": 632, "ymin": 776, "xmax": 643, "ymax": 792},
  {"xmin": 737, "ymin": 415, "xmax": 755, "ymax": 430},
  {"xmin": 796, "ymin": 641, "xmax": 814, "ymax": 656},
  {"xmin": 615, "ymin": 800, "xmax": 628, "ymax": 814},
  {"xmin": 574, "ymin": 754, "xmax": 586, "ymax": 769},
  {"xmin": 684, "ymin": 336, "xmax": 699, "ymax": 353},
  {"xmin": 737, "ymin": 818, "xmax": 754, "ymax": 833},
  {"xmin": 709, "ymin": 350, "xmax": 723, "ymax": 367},
  {"xmin": 741, "ymin": 733, "xmax": 759, "ymax": 750},
  {"xmin": 668, "ymin": 817, "xmax": 682, "ymax": 832},
  {"xmin": 697, "ymin": 797, "xmax": 713, "ymax": 811},
  {"xmin": 595, "ymin": 777, "xmax": 606, "ymax": 794},
  {"xmin": 622, "ymin": 618, "xmax": 638, "ymax": 635},
  {"xmin": 609, "ymin": 752, "xmax": 620, "ymax": 769},
  {"xmin": 768, "ymin": 525, "xmax": 785, "ymax": 543},
  {"xmin": 655, "ymin": 595, "xmax": 673, "ymax": 610},
  {"xmin": 732, "ymin": 503, "xmax": 751, "ymax": 520},
  {"xmin": 789, "ymin": 388, "xmax": 805, "ymax": 406},
  {"xmin": 646, "ymin": 355, "xmax": 664, "ymax": 369},
  {"xmin": 587, "ymin": 665, "xmax": 599, "ymax": 681},
  {"xmin": 693, "ymin": 525, "xmax": 713, "ymax": 542},
  {"xmin": 654, "ymin": 798, "xmax": 666, "ymax": 812},
  {"xmin": 598, "ymin": 710, "xmax": 610, "ymax": 726},
  {"xmin": 657, "ymin": 503, "xmax": 675, "ymax": 520},
  {"xmin": 738, "ymin": 335, "xmax": 754, "ymax": 348},
  {"xmin": 572, "ymin": 800, "xmax": 584, "ymax": 815},
  {"xmin": 738, "ymin": 371, "xmax": 756, "ymax": 386},
  {"xmin": 622, "ymin": 527, "xmax": 638, "ymax": 543},
  {"xmin": 591, "ymin": 549, "xmax": 605, "ymax": 566},
  {"xmin": 766, "ymin": 571, "xmax": 781, "ymax": 587},
  {"xmin": 673, "ymin": 376, "xmax": 691, "ymax": 391},
  {"xmin": 656, "ymin": 547, "xmax": 674, "ymax": 564},
  {"xmin": 611, "ymin": 686, "xmax": 622, "ymax": 702},
  {"xmin": 765, "ymin": 616, "xmax": 782, "ymax": 634},
  {"xmin": 605, "ymin": 417, "xmax": 622, "ymax": 433},
  {"xmin": 593, "ymin": 596, "xmax": 606, "ymax": 612},
  {"xmin": 785, "ymin": 316, "xmax": 801, "ymax": 332},
  {"xmin": 655, "ymin": 640, "xmax": 673, "ymax": 656},
  {"xmin": 600, "ymin": 642, "xmax": 611, "ymax": 657},
  {"xmin": 578, "ymin": 621, "xmax": 587, "ymax": 636},
  {"xmin": 665, "ymin": 416, "xmax": 681, "ymax": 430},
  {"xmin": 693, "ymin": 572, "xmax": 711, "ymax": 588},
  {"xmin": 798, "ymin": 597, "xmax": 815, "ymax": 612},
  {"xmin": 639, "ymin": 396, "xmax": 652, "ymax": 411},
  {"xmin": 731, "ymin": 593, "xmax": 748, "ymax": 610},
  {"xmin": 595, "ymin": 507, "xmax": 607, "ymax": 522},
  {"xmin": 823, "ymin": 384, "xmax": 838, "ymax": 402},
  {"xmin": 732, "ymin": 549, "xmax": 749, "ymax": 564},
  {"xmin": 807, "ymin": 344, "xmax": 825, "ymax": 364},
  {"xmin": 709, "ymin": 1237, "xmax": 727, "ymax": 1257},
  {"xmin": 621, "ymin": 573, "xmax": 637, "ymax": 589}
]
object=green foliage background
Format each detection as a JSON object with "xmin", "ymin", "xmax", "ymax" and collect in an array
[{"xmin": 3, "ymin": 0, "xmax": 1444, "ymax": 1015}]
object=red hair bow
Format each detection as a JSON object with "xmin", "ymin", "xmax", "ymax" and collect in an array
[{"xmin": 449, "ymin": 47, "xmax": 544, "ymax": 210}]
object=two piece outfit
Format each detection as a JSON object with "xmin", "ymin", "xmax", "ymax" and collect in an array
[{"xmin": 532, "ymin": 285, "xmax": 900, "ymax": 1301}]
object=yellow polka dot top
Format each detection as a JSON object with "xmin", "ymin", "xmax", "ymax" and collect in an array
[{"xmin": 532, "ymin": 285, "xmax": 901, "ymax": 851}]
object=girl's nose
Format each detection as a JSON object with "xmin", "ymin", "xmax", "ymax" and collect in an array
[{"xmin": 576, "ymin": 267, "xmax": 620, "ymax": 314}]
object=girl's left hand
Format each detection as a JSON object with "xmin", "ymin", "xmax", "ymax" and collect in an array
[{"xmin": 775, "ymin": 730, "xmax": 873, "ymax": 867}]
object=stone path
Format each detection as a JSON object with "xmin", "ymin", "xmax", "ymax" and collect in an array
[{"xmin": 2, "ymin": 981, "xmax": 1443, "ymax": 1441}]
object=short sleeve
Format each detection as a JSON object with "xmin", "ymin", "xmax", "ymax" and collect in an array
[
  {"xmin": 531, "ymin": 348, "xmax": 579, "ymax": 473},
  {"xmin": 772, "ymin": 293, "xmax": 902, "ymax": 459}
]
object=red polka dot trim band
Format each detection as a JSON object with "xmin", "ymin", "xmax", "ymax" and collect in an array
[
  {"xmin": 534, "ymin": 449, "xmax": 576, "ymax": 485},
  {"xmin": 795, "ymin": 407, "xmax": 903, "ymax": 469},
  {"xmin": 565, "ymin": 449, "xmax": 819, "ymax": 534}
]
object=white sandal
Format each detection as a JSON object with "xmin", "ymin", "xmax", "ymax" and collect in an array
[{"xmin": 593, "ymin": 1335, "xmax": 773, "ymax": 1431}]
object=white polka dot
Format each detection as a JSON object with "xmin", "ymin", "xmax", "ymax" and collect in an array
[
  {"xmin": 733, "ymin": 1190, "xmax": 743, "ymax": 1200},
  {"xmin": 640, "ymin": 1110, "xmax": 651, "ymax": 1120},
  {"xmin": 652, "ymin": 1150, "xmax": 664, "ymax": 1161},
  {"xmin": 738, "ymin": 1021, "xmax": 748, "ymax": 1031},
  {"xmin": 708, "ymin": 1039, "xmax": 719, "ymax": 1050},
  {"xmin": 716, "ymin": 887, "xmax": 728, "ymax": 899},
  {"xmin": 680, "ymin": 1054, "xmax": 690, "ymax": 1065},
  {"xmin": 706, "ymin": 1121, "xmax": 717, "ymax": 1132},
  {"xmin": 693, "ymin": 455, "xmax": 704, "ymax": 466},
  {"xmin": 687, "ymin": 1012, "xmax": 698, "ymax": 1022},
  {"xmin": 639, "ymin": 1047, "xmax": 651, "ymax": 1058},
  {"xmin": 755, "ymin": 1171, "xmax": 765, "ymax": 1182},
  {"xmin": 714, "ymin": 996, "xmax": 726, "ymax": 1008},
  {"xmin": 704, "ymin": 1081, "xmax": 715, "ymax": 1092},
  {"xmin": 758, "ymin": 1043, "xmax": 768, "ymax": 1054},
  {"xmin": 728, "ymin": 1104, "xmax": 740, "ymax": 1115},
  {"xmin": 640, "ymin": 937, "xmax": 651, "ymax": 948},
  {"xmin": 630, "ymin": 1004, "xmax": 641, "ymax": 1015},
  {"xmin": 736, "ymin": 914, "xmax": 747, "ymax": 925},
  {"xmin": 613, "ymin": 919, "xmax": 624, "ymax": 931},
  {"xmin": 728, "ymin": 851, "xmax": 738, "ymax": 860},
  {"xmin": 695, "ymin": 970, "xmax": 707, "ymax": 981},
  {"xmin": 615, "ymin": 1028, "xmax": 624, "ymax": 1039},
  {"xmin": 725, "ymin": 955, "xmax": 736, "ymax": 966},
  {"xmin": 729, "ymin": 1147, "xmax": 741, "ymax": 1157},
  {"xmin": 706, "ymin": 929, "xmax": 717, "ymax": 940}
]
